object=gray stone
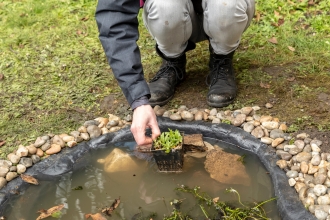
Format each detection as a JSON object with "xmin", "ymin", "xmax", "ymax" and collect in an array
[
  {"xmin": 281, "ymin": 152, "xmax": 292, "ymax": 160},
  {"xmin": 31, "ymin": 155, "xmax": 41, "ymax": 164},
  {"xmin": 170, "ymin": 113, "xmax": 182, "ymax": 121},
  {"xmin": 34, "ymin": 136, "xmax": 46, "ymax": 148},
  {"xmin": 269, "ymin": 129, "xmax": 284, "ymax": 139},
  {"xmin": 241, "ymin": 107, "xmax": 253, "ymax": 115},
  {"xmin": 41, "ymin": 141, "xmax": 51, "ymax": 151},
  {"xmin": 243, "ymin": 122, "xmax": 254, "ymax": 133},
  {"xmin": 290, "ymin": 165, "xmax": 300, "ymax": 172},
  {"xmin": 261, "ymin": 137, "xmax": 273, "ymax": 144},
  {"xmin": 286, "ymin": 170, "xmax": 299, "ymax": 178},
  {"xmin": 16, "ymin": 146, "xmax": 28, "ymax": 157},
  {"xmin": 87, "ymin": 125, "xmax": 102, "ymax": 139},
  {"xmin": 314, "ymin": 184, "xmax": 327, "ymax": 196},
  {"xmin": 0, "ymin": 177, "xmax": 7, "ymax": 189},
  {"xmin": 311, "ymin": 139, "xmax": 323, "ymax": 147},
  {"xmin": 304, "ymin": 137, "xmax": 312, "ymax": 144},
  {"xmin": 209, "ymin": 108, "xmax": 217, "ymax": 116},
  {"xmin": 212, "ymin": 118, "xmax": 221, "ymax": 124},
  {"xmin": 9, "ymin": 166, "xmax": 17, "ymax": 172},
  {"xmin": 19, "ymin": 157, "xmax": 33, "ymax": 168},
  {"xmin": 304, "ymin": 144, "xmax": 312, "ymax": 153},
  {"xmin": 75, "ymin": 136, "xmax": 84, "ymax": 143},
  {"xmin": 70, "ymin": 131, "xmax": 80, "ymax": 138},
  {"xmin": 83, "ymin": 120, "xmax": 100, "ymax": 127},
  {"xmin": 181, "ymin": 111, "xmax": 194, "ymax": 121},
  {"xmin": 294, "ymin": 140, "xmax": 305, "ymax": 151}
]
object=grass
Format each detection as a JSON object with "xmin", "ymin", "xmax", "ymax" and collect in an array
[{"xmin": 1, "ymin": 0, "xmax": 330, "ymax": 158}]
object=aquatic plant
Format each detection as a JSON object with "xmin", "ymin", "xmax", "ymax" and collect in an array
[
  {"xmin": 153, "ymin": 129, "xmax": 183, "ymax": 153},
  {"xmin": 162, "ymin": 186, "xmax": 276, "ymax": 220}
]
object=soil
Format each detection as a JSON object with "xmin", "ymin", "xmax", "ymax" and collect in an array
[{"xmin": 99, "ymin": 52, "xmax": 330, "ymax": 153}]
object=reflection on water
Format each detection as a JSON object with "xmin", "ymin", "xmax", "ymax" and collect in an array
[{"xmin": 3, "ymin": 138, "xmax": 280, "ymax": 219}]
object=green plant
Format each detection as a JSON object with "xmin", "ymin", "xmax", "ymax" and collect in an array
[
  {"xmin": 153, "ymin": 129, "xmax": 183, "ymax": 153},
  {"xmin": 174, "ymin": 186, "xmax": 276, "ymax": 220}
]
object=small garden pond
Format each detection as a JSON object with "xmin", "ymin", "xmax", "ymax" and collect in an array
[{"xmin": 3, "ymin": 138, "xmax": 280, "ymax": 219}]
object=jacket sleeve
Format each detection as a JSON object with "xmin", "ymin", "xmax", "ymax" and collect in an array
[{"xmin": 95, "ymin": 0, "xmax": 150, "ymax": 107}]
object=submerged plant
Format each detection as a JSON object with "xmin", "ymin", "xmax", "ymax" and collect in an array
[
  {"xmin": 153, "ymin": 129, "xmax": 183, "ymax": 153},
  {"xmin": 172, "ymin": 185, "xmax": 276, "ymax": 220}
]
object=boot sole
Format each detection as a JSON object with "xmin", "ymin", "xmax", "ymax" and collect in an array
[
  {"xmin": 149, "ymin": 94, "xmax": 174, "ymax": 107},
  {"xmin": 207, "ymin": 99, "xmax": 234, "ymax": 108}
]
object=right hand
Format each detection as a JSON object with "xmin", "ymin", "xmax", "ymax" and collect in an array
[{"xmin": 130, "ymin": 105, "xmax": 161, "ymax": 146}]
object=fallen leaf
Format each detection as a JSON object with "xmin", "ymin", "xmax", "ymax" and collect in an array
[
  {"xmin": 287, "ymin": 76, "xmax": 295, "ymax": 82},
  {"xmin": 213, "ymin": 197, "xmax": 219, "ymax": 203},
  {"xmin": 81, "ymin": 16, "xmax": 89, "ymax": 21},
  {"xmin": 288, "ymin": 46, "xmax": 295, "ymax": 52},
  {"xmin": 85, "ymin": 213, "xmax": 107, "ymax": 220},
  {"xmin": 260, "ymin": 82, "xmax": 271, "ymax": 89},
  {"xmin": 0, "ymin": 73, "xmax": 4, "ymax": 81},
  {"xmin": 36, "ymin": 204, "xmax": 64, "ymax": 220},
  {"xmin": 255, "ymin": 12, "xmax": 261, "ymax": 22},
  {"xmin": 0, "ymin": 141, "xmax": 5, "ymax": 147},
  {"xmin": 268, "ymin": 37, "xmax": 278, "ymax": 44},
  {"xmin": 21, "ymin": 174, "xmax": 39, "ymax": 185},
  {"xmin": 274, "ymin": 10, "xmax": 280, "ymax": 17},
  {"xmin": 102, "ymin": 197, "xmax": 121, "ymax": 216}
]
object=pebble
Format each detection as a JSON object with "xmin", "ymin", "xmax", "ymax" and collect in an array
[
  {"xmin": 0, "ymin": 177, "xmax": 7, "ymax": 189},
  {"xmin": 7, "ymin": 153, "xmax": 20, "ymax": 164},
  {"xmin": 6, "ymin": 172, "xmax": 17, "ymax": 181},
  {"xmin": 52, "ymin": 135, "xmax": 65, "ymax": 148},
  {"xmin": 17, "ymin": 164, "xmax": 26, "ymax": 174},
  {"xmin": 251, "ymin": 126, "xmax": 264, "ymax": 138},
  {"xmin": 314, "ymin": 185, "xmax": 327, "ymax": 196},
  {"xmin": 87, "ymin": 125, "xmax": 102, "ymax": 139},
  {"xmin": 41, "ymin": 141, "xmax": 51, "ymax": 151},
  {"xmin": 34, "ymin": 137, "xmax": 47, "ymax": 148},
  {"xmin": 46, "ymin": 144, "xmax": 62, "ymax": 155},
  {"xmin": 31, "ymin": 155, "xmax": 40, "ymax": 164},
  {"xmin": 243, "ymin": 122, "xmax": 254, "ymax": 133},
  {"xmin": 20, "ymin": 157, "xmax": 33, "ymax": 168},
  {"xmin": 181, "ymin": 111, "xmax": 194, "ymax": 121},
  {"xmin": 16, "ymin": 146, "xmax": 28, "ymax": 157}
]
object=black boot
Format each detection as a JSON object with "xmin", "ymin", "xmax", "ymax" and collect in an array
[
  {"xmin": 206, "ymin": 46, "xmax": 237, "ymax": 107},
  {"xmin": 148, "ymin": 43, "xmax": 195, "ymax": 106}
]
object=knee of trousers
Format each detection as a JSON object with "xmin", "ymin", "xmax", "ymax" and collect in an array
[{"xmin": 145, "ymin": 0, "xmax": 191, "ymax": 32}]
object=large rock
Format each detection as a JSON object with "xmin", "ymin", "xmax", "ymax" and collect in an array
[
  {"xmin": 204, "ymin": 149, "xmax": 251, "ymax": 186},
  {"xmin": 103, "ymin": 148, "xmax": 146, "ymax": 173}
]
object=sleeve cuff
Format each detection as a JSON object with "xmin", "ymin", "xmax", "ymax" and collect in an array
[{"xmin": 131, "ymin": 95, "xmax": 150, "ymax": 110}]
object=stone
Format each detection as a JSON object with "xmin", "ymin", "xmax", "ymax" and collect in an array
[
  {"xmin": 294, "ymin": 182, "xmax": 306, "ymax": 192},
  {"xmin": 311, "ymin": 139, "xmax": 323, "ymax": 147},
  {"xmin": 297, "ymin": 133, "xmax": 309, "ymax": 139},
  {"xmin": 314, "ymin": 173, "xmax": 327, "ymax": 185},
  {"xmin": 241, "ymin": 107, "xmax": 253, "ymax": 115},
  {"xmin": 286, "ymin": 170, "xmax": 299, "ymax": 178},
  {"xmin": 67, "ymin": 141, "xmax": 77, "ymax": 148},
  {"xmin": 261, "ymin": 137, "xmax": 273, "ymax": 145},
  {"xmin": 280, "ymin": 152, "xmax": 292, "ymax": 161},
  {"xmin": 52, "ymin": 135, "xmax": 65, "ymax": 148},
  {"xmin": 243, "ymin": 122, "xmax": 254, "ymax": 133},
  {"xmin": 311, "ymin": 144, "xmax": 321, "ymax": 153},
  {"xmin": 0, "ymin": 167, "xmax": 9, "ymax": 178},
  {"xmin": 294, "ymin": 140, "xmax": 305, "ymax": 151},
  {"xmin": 103, "ymin": 148, "xmax": 146, "ymax": 173},
  {"xmin": 31, "ymin": 155, "xmax": 40, "ymax": 164},
  {"xmin": 16, "ymin": 146, "xmax": 28, "ymax": 157},
  {"xmin": 315, "ymin": 207, "xmax": 328, "ymax": 220},
  {"xmin": 231, "ymin": 114, "xmax": 246, "ymax": 127},
  {"xmin": 87, "ymin": 125, "xmax": 102, "ymax": 139},
  {"xmin": 262, "ymin": 121, "xmax": 279, "ymax": 130},
  {"xmin": 314, "ymin": 184, "xmax": 327, "ymax": 196},
  {"xmin": 109, "ymin": 126, "xmax": 121, "ymax": 132},
  {"xmin": 78, "ymin": 126, "xmax": 87, "ymax": 133},
  {"xmin": 70, "ymin": 131, "xmax": 80, "ymax": 138},
  {"xmin": 311, "ymin": 154, "xmax": 322, "ymax": 166},
  {"xmin": 101, "ymin": 127, "xmax": 109, "ymax": 135},
  {"xmin": 62, "ymin": 135, "xmax": 75, "ymax": 143},
  {"xmin": 34, "ymin": 137, "xmax": 46, "ymax": 148},
  {"xmin": 46, "ymin": 144, "xmax": 62, "ymax": 155},
  {"xmin": 308, "ymin": 163, "xmax": 319, "ymax": 175},
  {"xmin": 0, "ymin": 177, "xmax": 7, "ymax": 189},
  {"xmin": 194, "ymin": 111, "xmax": 203, "ymax": 121},
  {"xmin": 251, "ymin": 126, "xmax": 264, "ymax": 138},
  {"xmin": 259, "ymin": 115, "xmax": 272, "ymax": 123},
  {"xmin": 296, "ymin": 152, "xmax": 313, "ymax": 162},
  {"xmin": 279, "ymin": 124, "xmax": 288, "ymax": 131},
  {"xmin": 36, "ymin": 148, "xmax": 44, "ymax": 157},
  {"xmin": 272, "ymin": 138, "xmax": 284, "ymax": 147},
  {"xmin": 17, "ymin": 164, "xmax": 26, "ymax": 174},
  {"xmin": 212, "ymin": 118, "xmax": 221, "ymax": 124},
  {"xmin": 276, "ymin": 160, "xmax": 287, "ymax": 169},
  {"xmin": 269, "ymin": 129, "xmax": 284, "ymax": 139},
  {"xmin": 209, "ymin": 108, "xmax": 217, "ymax": 116},
  {"xmin": 303, "ymin": 145, "xmax": 312, "ymax": 153},
  {"xmin": 204, "ymin": 149, "xmax": 251, "ymax": 186},
  {"xmin": 41, "ymin": 141, "xmax": 51, "ymax": 151},
  {"xmin": 76, "ymin": 136, "xmax": 84, "ymax": 143},
  {"xmin": 6, "ymin": 172, "xmax": 18, "ymax": 181},
  {"xmin": 170, "ymin": 113, "xmax": 181, "ymax": 121},
  {"xmin": 7, "ymin": 153, "xmax": 20, "ymax": 164},
  {"xmin": 288, "ymin": 178, "xmax": 296, "ymax": 186},
  {"xmin": 301, "ymin": 161, "xmax": 309, "ymax": 174},
  {"xmin": 84, "ymin": 120, "xmax": 99, "ymax": 127},
  {"xmin": 80, "ymin": 133, "xmax": 90, "ymax": 141},
  {"xmin": 180, "ymin": 111, "xmax": 194, "ymax": 121},
  {"xmin": 265, "ymin": 103, "xmax": 273, "ymax": 109},
  {"xmin": 19, "ymin": 157, "xmax": 33, "ymax": 168}
]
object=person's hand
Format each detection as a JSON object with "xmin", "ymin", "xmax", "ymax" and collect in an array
[{"xmin": 131, "ymin": 105, "xmax": 161, "ymax": 146}]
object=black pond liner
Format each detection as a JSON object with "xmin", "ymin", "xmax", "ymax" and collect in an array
[{"xmin": 0, "ymin": 117, "xmax": 316, "ymax": 220}]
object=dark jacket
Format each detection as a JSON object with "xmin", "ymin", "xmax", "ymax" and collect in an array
[
  {"xmin": 95, "ymin": 0, "xmax": 202, "ymax": 106},
  {"xmin": 95, "ymin": 0, "xmax": 150, "ymax": 107}
]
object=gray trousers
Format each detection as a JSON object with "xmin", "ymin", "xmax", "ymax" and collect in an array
[{"xmin": 143, "ymin": 0, "xmax": 255, "ymax": 57}]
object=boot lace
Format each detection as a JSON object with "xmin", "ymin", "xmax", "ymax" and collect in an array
[
  {"xmin": 205, "ymin": 58, "xmax": 232, "ymax": 87},
  {"xmin": 150, "ymin": 60, "xmax": 184, "ymax": 83}
]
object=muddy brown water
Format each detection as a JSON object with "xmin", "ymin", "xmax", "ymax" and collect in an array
[{"xmin": 3, "ymin": 138, "xmax": 280, "ymax": 219}]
